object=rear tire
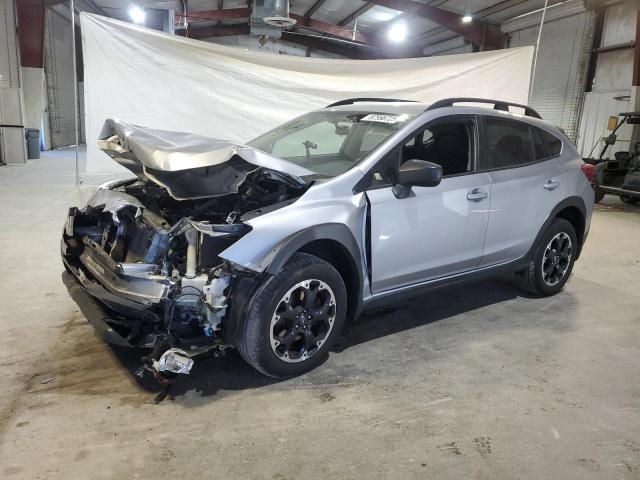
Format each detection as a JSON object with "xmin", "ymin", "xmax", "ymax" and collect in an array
[
  {"xmin": 236, "ymin": 252, "xmax": 347, "ymax": 378},
  {"xmin": 514, "ymin": 218, "xmax": 577, "ymax": 296}
]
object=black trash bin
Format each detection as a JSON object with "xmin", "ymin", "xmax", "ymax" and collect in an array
[{"xmin": 25, "ymin": 128, "xmax": 40, "ymax": 159}]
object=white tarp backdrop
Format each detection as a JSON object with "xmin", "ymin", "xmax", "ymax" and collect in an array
[{"xmin": 80, "ymin": 13, "xmax": 534, "ymax": 174}]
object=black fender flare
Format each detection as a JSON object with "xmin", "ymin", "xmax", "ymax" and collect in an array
[
  {"xmin": 265, "ymin": 223, "xmax": 364, "ymax": 319},
  {"xmin": 526, "ymin": 196, "xmax": 587, "ymax": 261},
  {"xmin": 265, "ymin": 223, "xmax": 362, "ymax": 276},
  {"xmin": 593, "ymin": 161, "xmax": 607, "ymax": 184}
]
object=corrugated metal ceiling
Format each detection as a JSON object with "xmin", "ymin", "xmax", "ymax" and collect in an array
[{"xmin": 81, "ymin": 0, "xmax": 557, "ymax": 47}]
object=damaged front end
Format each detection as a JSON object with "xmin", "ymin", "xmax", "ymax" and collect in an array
[{"xmin": 62, "ymin": 119, "xmax": 312, "ymax": 385}]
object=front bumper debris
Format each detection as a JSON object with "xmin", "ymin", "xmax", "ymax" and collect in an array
[
  {"xmin": 62, "ymin": 271, "xmax": 132, "ymax": 347},
  {"xmin": 61, "ymin": 206, "xmax": 238, "ymax": 396}
]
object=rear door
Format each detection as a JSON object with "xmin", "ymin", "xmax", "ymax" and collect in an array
[{"xmin": 479, "ymin": 116, "xmax": 566, "ymax": 267}]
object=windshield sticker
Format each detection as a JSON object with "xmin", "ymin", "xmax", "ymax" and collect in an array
[{"xmin": 361, "ymin": 113, "xmax": 409, "ymax": 124}]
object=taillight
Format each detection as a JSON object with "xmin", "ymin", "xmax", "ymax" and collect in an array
[{"xmin": 581, "ymin": 163, "xmax": 595, "ymax": 182}]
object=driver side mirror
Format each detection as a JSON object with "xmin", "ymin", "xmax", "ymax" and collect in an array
[{"xmin": 393, "ymin": 159, "xmax": 443, "ymax": 199}]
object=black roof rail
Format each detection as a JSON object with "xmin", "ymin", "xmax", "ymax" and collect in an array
[
  {"xmin": 327, "ymin": 98, "xmax": 417, "ymax": 108},
  {"xmin": 427, "ymin": 97, "xmax": 542, "ymax": 119}
]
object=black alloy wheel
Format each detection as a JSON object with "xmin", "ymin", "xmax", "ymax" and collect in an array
[
  {"xmin": 270, "ymin": 279, "xmax": 336, "ymax": 363},
  {"xmin": 236, "ymin": 252, "xmax": 347, "ymax": 378},
  {"xmin": 541, "ymin": 232, "xmax": 572, "ymax": 287}
]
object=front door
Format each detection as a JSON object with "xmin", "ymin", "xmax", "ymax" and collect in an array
[{"xmin": 365, "ymin": 115, "xmax": 491, "ymax": 293}]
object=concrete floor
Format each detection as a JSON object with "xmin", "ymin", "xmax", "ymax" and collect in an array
[{"xmin": 1, "ymin": 150, "xmax": 639, "ymax": 480}]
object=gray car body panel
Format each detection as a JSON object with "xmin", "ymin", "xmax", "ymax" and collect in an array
[
  {"xmin": 218, "ymin": 104, "xmax": 593, "ymax": 304},
  {"xmin": 90, "ymin": 103, "xmax": 593, "ymax": 309}
]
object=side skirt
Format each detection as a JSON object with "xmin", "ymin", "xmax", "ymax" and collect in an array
[{"xmin": 361, "ymin": 256, "xmax": 530, "ymax": 312}]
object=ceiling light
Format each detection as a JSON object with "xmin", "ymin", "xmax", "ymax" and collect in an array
[
  {"xmin": 462, "ymin": 14, "xmax": 473, "ymax": 23},
  {"xmin": 129, "ymin": 6, "xmax": 146, "ymax": 24},
  {"xmin": 388, "ymin": 22, "xmax": 407, "ymax": 43}
]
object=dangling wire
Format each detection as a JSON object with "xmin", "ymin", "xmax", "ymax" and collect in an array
[
  {"xmin": 70, "ymin": 0, "xmax": 81, "ymax": 186},
  {"xmin": 530, "ymin": 0, "xmax": 550, "ymax": 103}
]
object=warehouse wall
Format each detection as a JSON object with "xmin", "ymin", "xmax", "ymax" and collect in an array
[
  {"xmin": 21, "ymin": 67, "xmax": 45, "ymax": 130},
  {"xmin": 0, "ymin": 0, "xmax": 20, "ymax": 89},
  {"xmin": 577, "ymin": 0, "xmax": 637, "ymax": 159},
  {"xmin": 0, "ymin": 0, "xmax": 26, "ymax": 164},
  {"xmin": 506, "ymin": 3, "xmax": 595, "ymax": 142}
]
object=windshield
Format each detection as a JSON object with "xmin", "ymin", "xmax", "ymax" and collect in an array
[{"xmin": 247, "ymin": 110, "xmax": 415, "ymax": 177}]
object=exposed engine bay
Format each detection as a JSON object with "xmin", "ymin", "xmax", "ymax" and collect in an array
[{"xmin": 61, "ymin": 120, "xmax": 312, "ymax": 393}]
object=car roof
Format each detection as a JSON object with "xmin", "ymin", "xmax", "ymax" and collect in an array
[
  {"xmin": 324, "ymin": 101, "xmax": 429, "ymax": 116},
  {"xmin": 321, "ymin": 100, "xmax": 566, "ymax": 141},
  {"xmin": 322, "ymin": 100, "xmax": 541, "ymax": 120}
]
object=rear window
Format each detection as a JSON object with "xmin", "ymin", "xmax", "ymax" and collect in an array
[{"xmin": 481, "ymin": 117, "xmax": 534, "ymax": 169}]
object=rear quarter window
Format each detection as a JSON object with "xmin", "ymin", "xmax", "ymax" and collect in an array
[{"xmin": 532, "ymin": 126, "xmax": 562, "ymax": 159}]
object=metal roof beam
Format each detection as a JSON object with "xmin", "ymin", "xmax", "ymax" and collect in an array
[
  {"xmin": 415, "ymin": 0, "xmax": 531, "ymax": 43},
  {"xmin": 304, "ymin": 0, "xmax": 328, "ymax": 18},
  {"xmin": 180, "ymin": 24, "xmax": 250, "ymax": 38},
  {"xmin": 175, "ymin": 7, "xmax": 251, "ymax": 22},
  {"xmin": 17, "ymin": 0, "xmax": 45, "ymax": 68},
  {"xmin": 337, "ymin": 3, "xmax": 376, "ymax": 26},
  {"xmin": 367, "ymin": 0, "xmax": 506, "ymax": 50},
  {"xmin": 290, "ymin": 13, "xmax": 371, "ymax": 44}
]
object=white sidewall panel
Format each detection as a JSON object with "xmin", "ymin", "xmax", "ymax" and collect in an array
[{"xmin": 80, "ymin": 13, "xmax": 534, "ymax": 175}]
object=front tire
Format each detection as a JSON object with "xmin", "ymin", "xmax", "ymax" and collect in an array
[
  {"xmin": 236, "ymin": 252, "xmax": 347, "ymax": 378},
  {"xmin": 515, "ymin": 218, "xmax": 577, "ymax": 296}
]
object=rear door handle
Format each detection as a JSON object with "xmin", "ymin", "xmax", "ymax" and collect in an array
[
  {"xmin": 543, "ymin": 179, "xmax": 560, "ymax": 190},
  {"xmin": 467, "ymin": 188, "xmax": 488, "ymax": 202}
]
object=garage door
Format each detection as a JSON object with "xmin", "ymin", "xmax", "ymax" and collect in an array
[
  {"xmin": 509, "ymin": 11, "xmax": 595, "ymax": 142},
  {"xmin": 0, "ymin": 0, "xmax": 20, "ymax": 90},
  {"xmin": 44, "ymin": 7, "xmax": 76, "ymax": 148}
]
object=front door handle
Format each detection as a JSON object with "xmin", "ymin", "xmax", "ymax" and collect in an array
[
  {"xmin": 467, "ymin": 188, "xmax": 488, "ymax": 202},
  {"xmin": 543, "ymin": 179, "xmax": 560, "ymax": 190}
]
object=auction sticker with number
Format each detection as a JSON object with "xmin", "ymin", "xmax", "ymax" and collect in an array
[{"xmin": 361, "ymin": 113, "xmax": 409, "ymax": 124}]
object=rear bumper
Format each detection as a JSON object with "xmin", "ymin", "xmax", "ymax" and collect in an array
[{"xmin": 600, "ymin": 185, "xmax": 640, "ymax": 197}]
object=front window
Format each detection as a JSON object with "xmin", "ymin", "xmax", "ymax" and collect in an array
[
  {"xmin": 247, "ymin": 111, "xmax": 415, "ymax": 177},
  {"xmin": 370, "ymin": 116, "xmax": 475, "ymax": 188}
]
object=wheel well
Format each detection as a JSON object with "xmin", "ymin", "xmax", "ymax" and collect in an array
[
  {"xmin": 297, "ymin": 239, "xmax": 361, "ymax": 322},
  {"xmin": 555, "ymin": 206, "xmax": 585, "ymax": 257}
]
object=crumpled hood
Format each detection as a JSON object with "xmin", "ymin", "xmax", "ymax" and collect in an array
[{"xmin": 97, "ymin": 119, "xmax": 313, "ymax": 200}]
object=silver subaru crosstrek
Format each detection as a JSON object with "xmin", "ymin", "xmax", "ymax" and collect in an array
[{"xmin": 61, "ymin": 98, "xmax": 594, "ymax": 381}]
